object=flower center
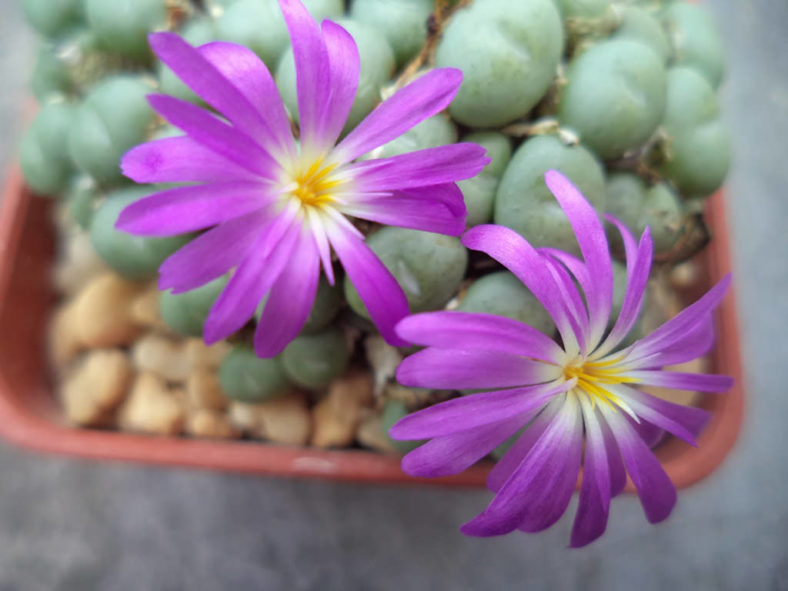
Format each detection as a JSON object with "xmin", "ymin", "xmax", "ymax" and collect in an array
[
  {"xmin": 563, "ymin": 357, "xmax": 637, "ymax": 411},
  {"xmin": 289, "ymin": 158, "xmax": 342, "ymax": 209}
]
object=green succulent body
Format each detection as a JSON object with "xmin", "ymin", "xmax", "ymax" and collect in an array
[
  {"xmin": 458, "ymin": 271, "xmax": 555, "ymax": 336},
  {"xmin": 90, "ymin": 187, "xmax": 191, "ymax": 280},
  {"xmin": 350, "ymin": 0, "xmax": 433, "ymax": 67},
  {"xmin": 659, "ymin": 66, "xmax": 730, "ymax": 196},
  {"xmin": 20, "ymin": 102, "xmax": 76, "ymax": 196},
  {"xmin": 435, "ymin": 0, "xmax": 564, "ymax": 128},
  {"xmin": 494, "ymin": 134, "xmax": 606, "ymax": 254},
  {"xmin": 344, "ymin": 227, "xmax": 468, "ymax": 318},
  {"xmin": 219, "ymin": 345, "xmax": 292, "ymax": 402},
  {"xmin": 160, "ymin": 277, "xmax": 228, "ymax": 337},
  {"xmin": 458, "ymin": 131, "xmax": 512, "ymax": 227},
  {"xmin": 558, "ymin": 39, "xmax": 667, "ymax": 160},
  {"xmin": 68, "ymin": 75, "xmax": 156, "ymax": 187},
  {"xmin": 281, "ymin": 328, "xmax": 350, "ymax": 390}
]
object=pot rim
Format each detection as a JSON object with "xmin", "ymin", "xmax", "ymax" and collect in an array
[{"xmin": 0, "ymin": 166, "xmax": 745, "ymax": 489}]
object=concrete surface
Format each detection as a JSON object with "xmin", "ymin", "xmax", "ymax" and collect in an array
[{"xmin": 0, "ymin": 1, "xmax": 786, "ymax": 589}]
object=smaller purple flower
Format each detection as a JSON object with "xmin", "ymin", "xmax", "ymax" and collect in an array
[
  {"xmin": 116, "ymin": 0, "xmax": 488, "ymax": 357},
  {"xmin": 389, "ymin": 170, "xmax": 732, "ymax": 547}
]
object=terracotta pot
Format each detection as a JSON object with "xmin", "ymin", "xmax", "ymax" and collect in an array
[{"xmin": 0, "ymin": 167, "xmax": 744, "ymax": 489}]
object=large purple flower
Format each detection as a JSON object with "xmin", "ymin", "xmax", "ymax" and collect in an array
[
  {"xmin": 390, "ymin": 170, "xmax": 732, "ymax": 547},
  {"xmin": 116, "ymin": 0, "xmax": 488, "ymax": 357}
]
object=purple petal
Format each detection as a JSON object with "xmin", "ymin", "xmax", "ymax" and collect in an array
[
  {"xmin": 544, "ymin": 170, "xmax": 613, "ymax": 346},
  {"xmin": 305, "ymin": 208, "xmax": 335, "ymax": 284},
  {"xmin": 570, "ymin": 400, "xmax": 612, "ymax": 548},
  {"xmin": 346, "ymin": 143, "xmax": 490, "ymax": 191},
  {"xmin": 396, "ymin": 348, "xmax": 562, "ymax": 391},
  {"xmin": 403, "ymin": 182, "xmax": 467, "ymax": 216},
  {"xmin": 199, "ymin": 41, "xmax": 296, "ymax": 159},
  {"xmin": 541, "ymin": 254, "xmax": 590, "ymax": 355},
  {"xmin": 203, "ymin": 205, "xmax": 301, "ymax": 343},
  {"xmin": 254, "ymin": 226, "xmax": 321, "ymax": 357},
  {"xmin": 627, "ymin": 370, "xmax": 733, "ymax": 393},
  {"xmin": 340, "ymin": 193, "xmax": 464, "ymax": 236},
  {"xmin": 159, "ymin": 211, "xmax": 268, "ymax": 293},
  {"xmin": 635, "ymin": 315, "xmax": 715, "ymax": 369},
  {"xmin": 612, "ymin": 384, "xmax": 710, "ymax": 445},
  {"xmin": 390, "ymin": 381, "xmax": 568, "ymax": 440},
  {"xmin": 628, "ymin": 274, "xmax": 732, "ymax": 363},
  {"xmin": 401, "ymin": 415, "xmax": 525, "ymax": 478},
  {"xmin": 121, "ymin": 136, "xmax": 259, "ymax": 184},
  {"xmin": 278, "ymin": 0, "xmax": 333, "ymax": 156},
  {"xmin": 324, "ymin": 215, "xmax": 409, "ymax": 346},
  {"xmin": 149, "ymin": 33, "xmax": 291, "ymax": 159},
  {"xmin": 116, "ymin": 181, "xmax": 274, "ymax": 236},
  {"xmin": 462, "ymin": 224, "xmax": 581, "ymax": 354},
  {"xmin": 595, "ymin": 225, "xmax": 654, "ymax": 357},
  {"xmin": 332, "ymin": 68, "xmax": 463, "ymax": 163},
  {"xmin": 461, "ymin": 398, "xmax": 583, "ymax": 536},
  {"xmin": 600, "ymin": 418, "xmax": 627, "ymax": 497},
  {"xmin": 395, "ymin": 311, "xmax": 563, "ymax": 363},
  {"xmin": 318, "ymin": 20, "xmax": 360, "ymax": 149},
  {"xmin": 631, "ymin": 418, "xmax": 666, "ymax": 449},
  {"xmin": 147, "ymin": 94, "xmax": 280, "ymax": 178},
  {"xmin": 606, "ymin": 409, "xmax": 676, "ymax": 523},
  {"xmin": 486, "ymin": 399, "xmax": 563, "ymax": 493}
]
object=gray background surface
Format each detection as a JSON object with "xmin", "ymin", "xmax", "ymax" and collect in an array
[{"xmin": 1, "ymin": 1, "xmax": 786, "ymax": 589}]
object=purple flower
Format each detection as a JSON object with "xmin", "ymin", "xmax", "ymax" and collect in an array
[
  {"xmin": 389, "ymin": 170, "xmax": 732, "ymax": 547},
  {"xmin": 116, "ymin": 0, "xmax": 488, "ymax": 357}
]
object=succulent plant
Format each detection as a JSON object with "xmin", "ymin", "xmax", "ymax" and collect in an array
[{"xmin": 22, "ymin": 0, "xmax": 729, "ymax": 443}]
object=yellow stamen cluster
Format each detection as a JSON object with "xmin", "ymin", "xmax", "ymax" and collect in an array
[
  {"xmin": 563, "ymin": 357, "xmax": 637, "ymax": 411},
  {"xmin": 290, "ymin": 158, "xmax": 342, "ymax": 209}
]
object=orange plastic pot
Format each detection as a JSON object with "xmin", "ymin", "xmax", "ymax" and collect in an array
[{"xmin": 0, "ymin": 167, "xmax": 744, "ymax": 489}]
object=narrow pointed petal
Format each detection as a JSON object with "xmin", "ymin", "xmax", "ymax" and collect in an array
[
  {"xmin": 606, "ymin": 410, "xmax": 677, "ymax": 523},
  {"xmin": 397, "ymin": 348, "xmax": 562, "ymax": 391},
  {"xmin": 541, "ymin": 254, "xmax": 590, "ymax": 354},
  {"xmin": 594, "ymin": 221, "xmax": 653, "ymax": 357},
  {"xmin": 332, "ymin": 68, "xmax": 463, "ymax": 163},
  {"xmin": 609, "ymin": 384, "xmax": 710, "ymax": 445},
  {"xmin": 628, "ymin": 370, "xmax": 733, "ymax": 393},
  {"xmin": 401, "ymin": 415, "xmax": 525, "ymax": 478},
  {"xmin": 390, "ymin": 382, "xmax": 568, "ymax": 440},
  {"xmin": 461, "ymin": 398, "xmax": 583, "ymax": 537},
  {"xmin": 544, "ymin": 170, "xmax": 613, "ymax": 346},
  {"xmin": 203, "ymin": 207, "xmax": 301, "ymax": 343},
  {"xmin": 149, "ymin": 33, "xmax": 284, "ymax": 155},
  {"xmin": 487, "ymin": 398, "xmax": 563, "ymax": 493},
  {"xmin": 628, "ymin": 274, "xmax": 732, "ymax": 363},
  {"xmin": 600, "ymin": 418, "xmax": 627, "ymax": 497},
  {"xmin": 395, "ymin": 311, "xmax": 564, "ymax": 363},
  {"xmin": 324, "ymin": 216, "xmax": 409, "ymax": 346},
  {"xmin": 401, "ymin": 182, "xmax": 467, "ymax": 216},
  {"xmin": 570, "ymin": 398, "xmax": 612, "ymax": 548},
  {"xmin": 462, "ymin": 224, "xmax": 581, "ymax": 353},
  {"xmin": 341, "ymin": 193, "xmax": 464, "ymax": 236},
  {"xmin": 116, "ymin": 181, "xmax": 273, "ymax": 236},
  {"xmin": 632, "ymin": 418, "xmax": 665, "ymax": 449},
  {"xmin": 636, "ymin": 315, "xmax": 715, "ymax": 369},
  {"xmin": 278, "ymin": 0, "xmax": 331, "ymax": 155},
  {"xmin": 147, "ymin": 94, "xmax": 280, "ymax": 178},
  {"xmin": 318, "ymin": 20, "xmax": 360, "ymax": 148},
  {"xmin": 121, "ymin": 136, "xmax": 259, "ymax": 184},
  {"xmin": 254, "ymin": 227, "xmax": 320, "ymax": 357},
  {"xmin": 158, "ymin": 212, "xmax": 268, "ymax": 293},
  {"xmin": 305, "ymin": 208, "xmax": 335, "ymax": 284},
  {"xmin": 345, "ymin": 143, "xmax": 490, "ymax": 191},
  {"xmin": 199, "ymin": 41, "xmax": 296, "ymax": 159}
]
